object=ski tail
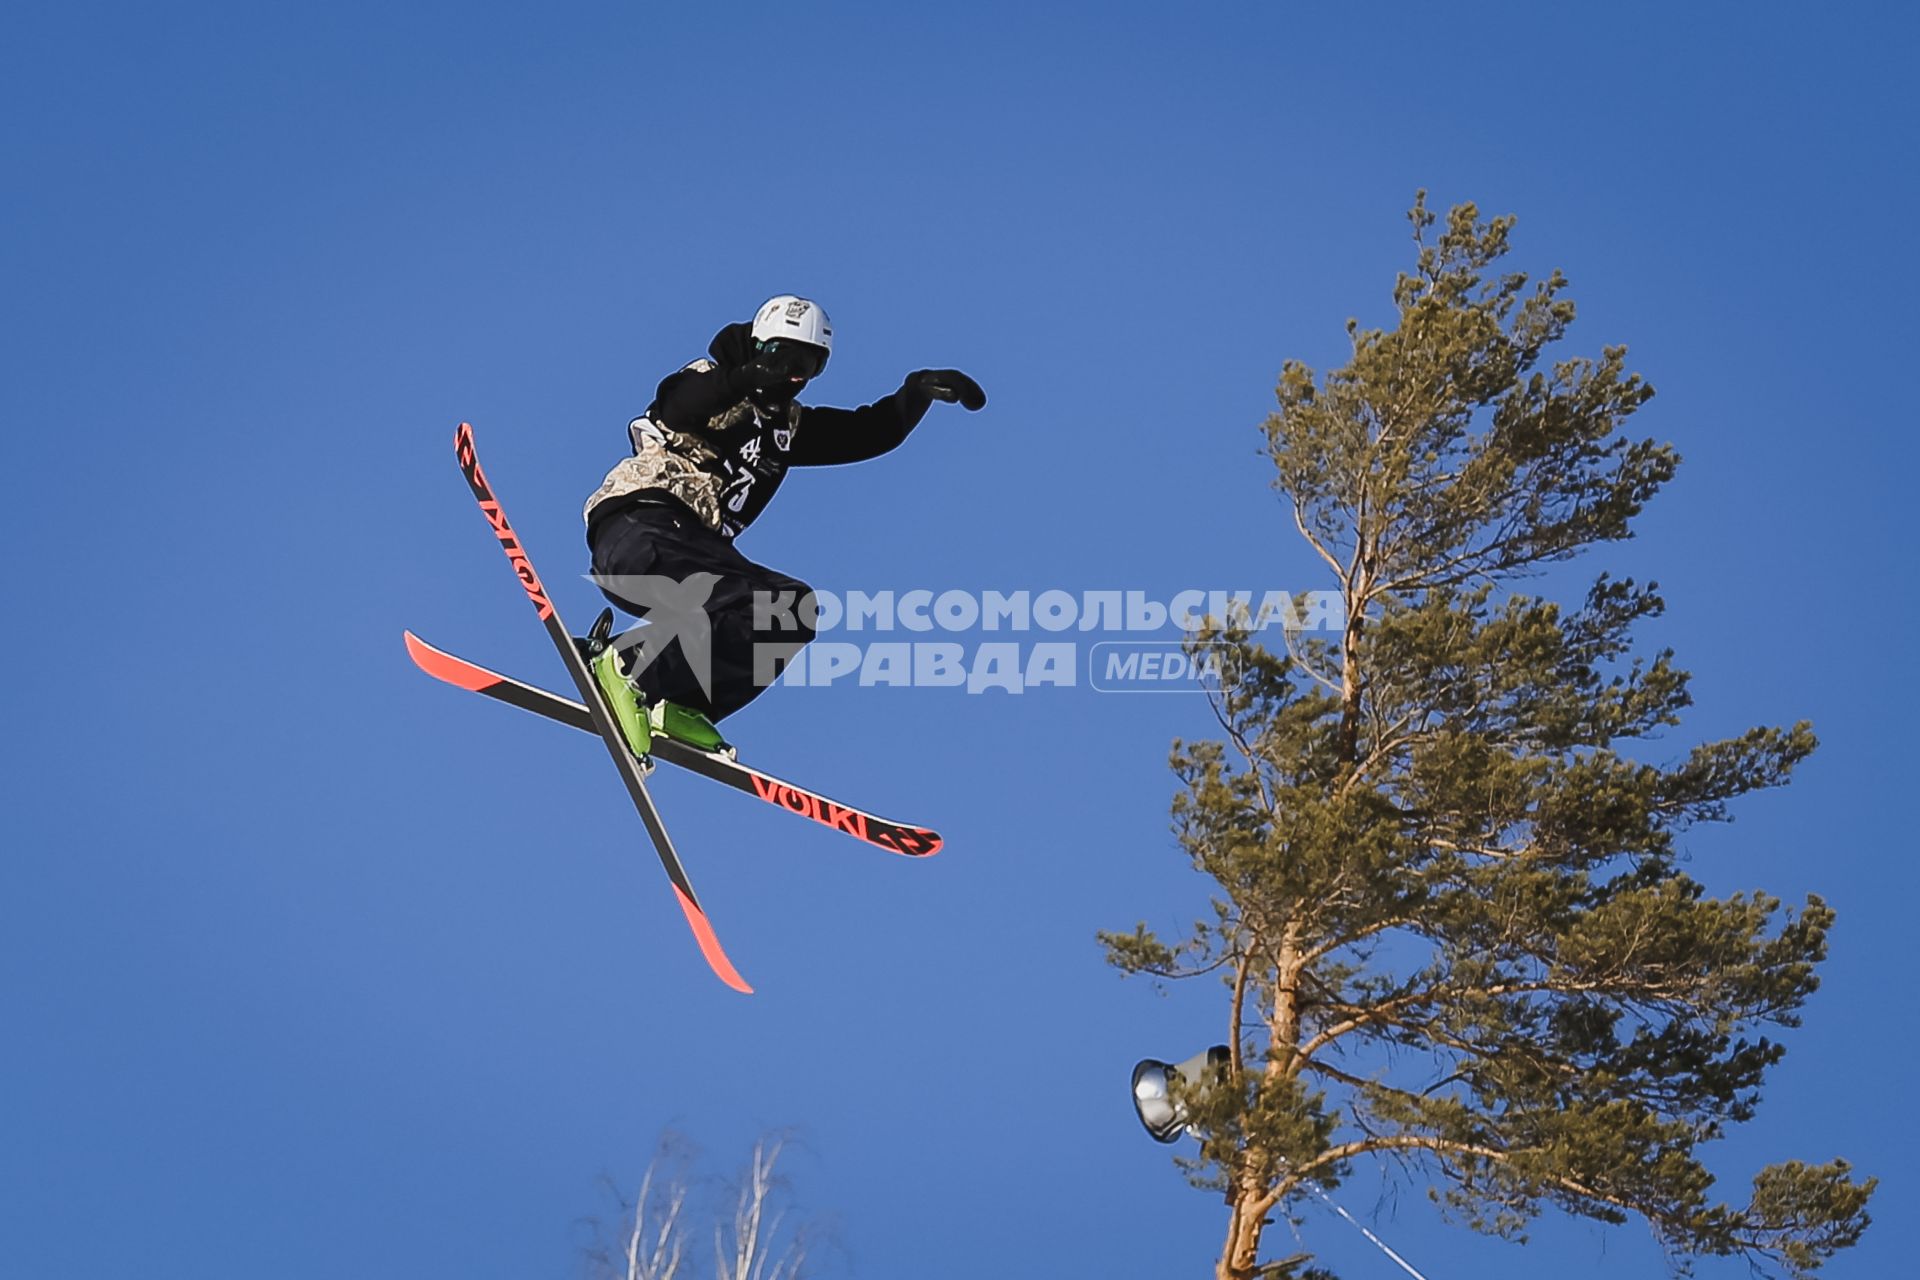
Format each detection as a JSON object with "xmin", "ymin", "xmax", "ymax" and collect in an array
[
  {"xmin": 405, "ymin": 630, "xmax": 594, "ymax": 732},
  {"xmin": 450, "ymin": 422, "xmax": 751, "ymax": 993},
  {"xmin": 671, "ymin": 886, "xmax": 747, "ymax": 991}
]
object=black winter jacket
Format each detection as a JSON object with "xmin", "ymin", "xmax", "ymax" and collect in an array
[{"xmin": 584, "ymin": 323, "xmax": 935, "ymax": 539}]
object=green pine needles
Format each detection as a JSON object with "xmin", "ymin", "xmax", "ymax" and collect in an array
[{"xmin": 1101, "ymin": 195, "xmax": 1873, "ymax": 1280}]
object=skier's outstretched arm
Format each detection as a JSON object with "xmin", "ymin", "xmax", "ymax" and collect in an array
[{"xmin": 792, "ymin": 370, "xmax": 986, "ymax": 467}]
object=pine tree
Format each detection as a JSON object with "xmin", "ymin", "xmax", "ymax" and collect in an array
[{"xmin": 1102, "ymin": 195, "xmax": 1873, "ymax": 1280}]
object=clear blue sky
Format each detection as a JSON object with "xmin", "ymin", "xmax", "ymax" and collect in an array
[{"xmin": 4, "ymin": 3, "xmax": 1914, "ymax": 1277}]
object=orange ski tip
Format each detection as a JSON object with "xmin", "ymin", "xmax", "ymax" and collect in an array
[
  {"xmin": 403, "ymin": 630, "xmax": 494, "ymax": 692},
  {"xmin": 672, "ymin": 885, "xmax": 753, "ymax": 994}
]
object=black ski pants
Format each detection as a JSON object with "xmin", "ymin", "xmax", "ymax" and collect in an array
[{"xmin": 587, "ymin": 500, "xmax": 815, "ymax": 721}]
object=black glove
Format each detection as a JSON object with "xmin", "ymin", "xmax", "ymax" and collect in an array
[
  {"xmin": 907, "ymin": 369, "xmax": 987, "ymax": 411},
  {"xmin": 709, "ymin": 321, "xmax": 794, "ymax": 404},
  {"xmin": 707, "ymin": 321, "xmax": 756, "ymax": 368}
]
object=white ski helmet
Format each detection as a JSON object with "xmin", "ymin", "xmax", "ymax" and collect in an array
[{"xmin": 751, "ymin": 295, "xmax": 833, "ymax": 354}]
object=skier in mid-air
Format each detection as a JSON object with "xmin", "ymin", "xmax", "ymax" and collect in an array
[{"xmin": 582, "ymin": 295, "xmax": 986, "ymax": 759}]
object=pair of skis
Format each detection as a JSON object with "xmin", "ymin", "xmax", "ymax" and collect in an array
[{"xmin": 412, "ymin": 423, "xmax": 940, "ymax": 992}]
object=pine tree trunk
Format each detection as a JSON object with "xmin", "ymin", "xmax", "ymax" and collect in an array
[
  {"xmin": 1216, "ymin": 930, "xmax": 1303, "ymax": 1278},
  {"xmin": 1338, "ymin": 562, "xmax": 1369, "ymax": 765}
]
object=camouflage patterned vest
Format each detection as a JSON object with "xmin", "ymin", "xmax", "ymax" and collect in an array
[{"xmin": 583, "ymin": 358, "xmax": 804, "ymax": 539}]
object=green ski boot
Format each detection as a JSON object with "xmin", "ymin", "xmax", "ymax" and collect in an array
[
  {"xmin": 591, "ymin": 645, "xmax": 652, "ymax": 759},
  {"xmin": 648, "ymin": 701, "xmax": 734, "ymax": 758}
]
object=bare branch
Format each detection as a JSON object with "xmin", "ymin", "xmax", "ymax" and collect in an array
[{"xmin": 716, "ymin": 1133, "xmax": 810, "ymax": 1280}]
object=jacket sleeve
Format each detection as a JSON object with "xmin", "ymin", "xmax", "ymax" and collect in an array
[
  {"xmin": 788, "ymin": 384, "xmax": 936, "ymax": 467},
  {"xmin": 646, "ymin": 364, "xmax": 758, "ymax": 437}
]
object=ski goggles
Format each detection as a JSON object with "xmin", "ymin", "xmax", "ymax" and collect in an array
[{"xmin": 754, "ymin": 338, "xmax": 830, "ymax": 381}]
